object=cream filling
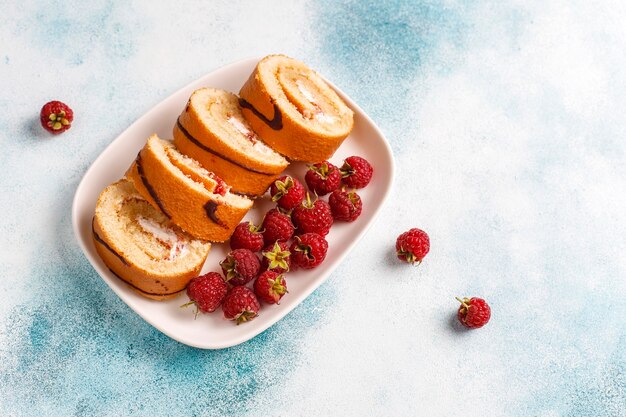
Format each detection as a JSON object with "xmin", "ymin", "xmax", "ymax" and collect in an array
[
  {"xmin": 227, "ymin": 116, "xmax": 277, "ymax": 156},
  {"xmin": 163, "ymin": 142, "xmax": 230, "ymax": 195},
  {"xmin": 314, "ymin": 112, "xmax": 338, "ymax": 124},
  {"xmin": 136, "ymin": 215, "xmax": 189, "ymax": 261},
  {"xmin": 296, "ymin": 80, "xmax": 337, "ymax": 124},
  {"xmin": 228, "ymin": 116, "xmax": 257, "ymax": 140},
  {"xmin": 296, "ymin": 79, "xmax": 317, "ymax": 104}
]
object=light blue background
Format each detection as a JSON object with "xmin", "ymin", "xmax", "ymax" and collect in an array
[{"xmin": 1, "ymin": 1, "xmax": 625, "ymax": 416}]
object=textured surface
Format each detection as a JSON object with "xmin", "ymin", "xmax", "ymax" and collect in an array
[{"xmin": 1, "ymin": 1, "xmax": 625, "ymax": 416}]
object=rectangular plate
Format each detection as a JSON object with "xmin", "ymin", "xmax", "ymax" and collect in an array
[{"xmin": 72, "ymin": 57, "xmax": 394, "ymax": 349}]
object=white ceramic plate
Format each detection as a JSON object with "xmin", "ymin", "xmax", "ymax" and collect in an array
[{"xmin": 72, "ymin": 57, "xmax": 394, "ymax": 349}]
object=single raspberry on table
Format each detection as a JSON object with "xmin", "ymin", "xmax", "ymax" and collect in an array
[
  {"xmin": 261, "ymin": 241, "xmax": 291, "ymax": 274},
  {"xmin": 270, "ymin": 175, "xmax": 305, "ymax": 210},
  {"xmin": 40, "ymin": 100, "xmax": 73, "ymax": 134},
  {"xmin": 290, "ymin": 233, "xmax": 328, "ymax": 269},
  {"xmin": 395, "ymin": 228, "xmax": 430, "ymax": 264},
  {"xmin": 305, "ymin": 161, "xmax": 342, "ymax": 196},
  {"xmin": 329, "ymin": 188, "xmax": 362, "ymax": 222},
  {"xmin": 222, "ymin": 286, "xmax": 260, "ymax": 324},
  {"xmin": 254, "ymin": 271, "xmax": 288, "ymax": 304},
  {"xmin": 262, "ymin": 208, "xmax": 295, "ymax": 244},
  {"xmin": 456, "ymin": 297, "xmax": 491, "ymax": 329},
  {"xmin": 220, "ymin": 249, "xmax": 260, "ymax": 286},
  {"xmin": 340, "ymin": 156, "xmax": 373, "ymax": 189},
  {"xmin": 292, "ymin": 193, "xmax": 333, "ymax": 236},
  {"xmin": 230, "ymin": 221, "xmax": 264, "ymax": 252},
  {"xmin": 182, "ymin": 272, "xmax": 228, "ymax": 315}
]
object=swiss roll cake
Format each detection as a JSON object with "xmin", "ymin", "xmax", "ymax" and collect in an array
[
  {"xmin": 126, "ymin": 134, "xmax": 253, "ymax": 242},
  {"xmin": 92, "ymin": 179, "xmax": 211, "ymax": 301},
  {"xmin": 239, "ymin": 55, "xmax": 354, "ymax": 162},
  {"xmin": 173, "ymin": 88, "xmax": 289, "ymax": 197}
]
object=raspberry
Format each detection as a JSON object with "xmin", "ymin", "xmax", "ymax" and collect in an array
[
  {"xmin": 396, "ymin": 228, "xmax": 430, "ymax": 264},
  {"xmin": 270, "ymin": 175, "xmax": 305, "ymax": 210},
  {"xmin": 222, "ymin": 286, "xmax": 260, "ymax": 324},
  {"xmin": 305, "ymin": 161, "xmax": 341, "ymax": 196},
  {"xmin": 40, "ymin": 100, "xmax": 73, "ymax": 134},
  {"xmin": 290, "ymin": 233, "xmax": 328, "ymax": 269},
  {"xmin": 329, "ymin": 189, "xmax": 362, "ymax": 222},
  {"xmin": 254, "ymin": 271, "xmax": 288, "ymax": 304},
  {"xmin": 182, "ymin": 272, "xmax": 228, "ymax": 315},
  {"xmin": 230, "ymin": 221, "xmax": 264, "ymax": 252},
  {"xmin": 340, "ymin": 156, "xmax": 373, "ymax": 189},
  {"xmin": 220, "ymin": 249, "xmax": 260, "ymax": 286},
  {"xmin": 261, "ymin": 241, "xmax": 291, "ymax": 273},
  {"xmin": 262, "ymin": 208, "xmax": 295, "ymax": 244},
  {"xmin": 292, "ymin": 193, "xmax": 333, "ymax": 236},
  {"xmin": 456, "ymin": 297, "xmax": 491, "ymax": 329}
]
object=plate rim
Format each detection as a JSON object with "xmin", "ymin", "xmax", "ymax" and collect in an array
[{"xmin": 71, "ymin": 56, "xmax": 395, "ymax": 349}]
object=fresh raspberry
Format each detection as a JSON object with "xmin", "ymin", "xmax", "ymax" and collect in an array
[
  {"xmin": 305, "ymin": 161, "xmax": 342, "ymax": 196},
  {"xmin": 230, "ymin": 221, "xmax": 264, "ymax": 252},
  {"xmin": 329, "ymin": 189, "xmax": 362, "ymax": 222},
  {"xmin": 40, "ymin": 100, "xmax": 73, "ymax": 134},
  {"xmin": 261, "ymin": 241, "xmax": 291, "ymax": 274},
  {"xmin": 290, "ymin": 233, "xmax": 328, "ymax": 269},
  {"xmin": 182, "ymin": 272, "xmax": 228, "ymax": 315},
  {"xmin": 220, "ymin": 249, "xmax": 260, "ymax": 286},
  {"xmin": 292, "ymin": 193, "xmax": 333, "ymax": 236},
  {"xmin": 222, "ymin": 286, "xmax": 260, "ymax": 324},
  {"xmin": 395, "ymin": 228, "xmax": 430, "ymax": 264},
  {"xmin": 270, "ymin": 175, "xmax": 305, "ymax": 210},
  {"xmin": 262, "ymin": 208, "xmax": 295, "ymax": 244},
  {"xmin": 340, "ymin": 156, "xmax": 373, "ymax": 188},
  {"xmin": 253, "ymin": 271, "xmax": 288, "ymax": 304},
  {"xmin": 456, "ymin": 297, "xmax": 491, "ymax": 329}
]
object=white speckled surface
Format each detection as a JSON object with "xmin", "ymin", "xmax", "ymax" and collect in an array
[{"xmin": 1, "ymin": 1, "xmax": 625, "ymax": 416}]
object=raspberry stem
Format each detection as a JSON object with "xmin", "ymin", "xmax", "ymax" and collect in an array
[
  {"xmin": 236, "ymin": 310, "xmax": 258, "ymax": 325},
  {"xmin": 310, "ymin": 162, "xmax": 329, "ymax": 178},
  {"xmin": 180, "ymin": 300, "xmax": 199, "ymax": 319},
  {"xmin": 455, "ymin": 296, "xmax": 471, "ymax": 312},
  {"xmin": 272, "ymin": 177, "xmax": 293, "ymax": 202}
]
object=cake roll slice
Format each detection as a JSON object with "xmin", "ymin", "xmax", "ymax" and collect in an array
[
  {"xmin": 126, "ymin": 134, "xmax": 254, "ymax": 242},
  {"xmin": 93, "ymin": 179, "xmax": 211, "ymax": 301},
  {"xmin": 173, "ymin": 88, "xmax": 289, "ymax": 197},
  {"xmin": 239, "ymin": 55, "xmax": 354, "ymax": 163}
]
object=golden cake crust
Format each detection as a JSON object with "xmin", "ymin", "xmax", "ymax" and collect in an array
[
  {"xmin": 239, "ymin": 55, "xmax": 354, "ymax": 162},
  {"xmin": 173, "ymin": 88, "xmax": 288, "ymax": 196},
  {"xmin": 126, "ymin": 135, "xmax": 253, "ymax": 242},
  {"xmin": 92, "ymin": 179, "xmax": 210, "ymax": 301},
  {"xmin": 173, "ymin": 121, "xmax": 281, "ymax": 197}
]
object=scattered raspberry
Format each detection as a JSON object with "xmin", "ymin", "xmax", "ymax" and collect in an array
[
  {"xmin": 270, "ymin": 175, "xmax": 305, "ymax": 210},
  {"xmin": 329, "ymin": 188, "xmax": 362, "ymax": 222},
  {"xmin": 182, "ymin": 272, "xmax": 228, "ymax": 315},
  {"xmin": 254, "ymin": 271, "xmax": 288, "ymax": 304},
  {"xmin": 456, "ymin": 297, "xmax": 491, "ymax": 329},
  {"xmin": 292, "ymin": 193, "xmax": 333, "ymax": 236},
  {"xmin": 290, "ymin": 233, "xmax": 328, "ymax": 269},
  {"xmin": 261, "ymin": 241, "xmax": 291, "ymax": 274},
  {"xmin": 305, "ymin": 161, "xmax": 342, "ymax": 196},
  {"xmin": 340, "ymin": 156, "xmax": 373, "ymax": 189},
  {"xmin": 396, "ymin": 228, "xmax": 430, "ymax": 264},
  {"xmin": 230, "ymin": 221, "xmax": 264, "ymax": 252},
  {"xmin": 262, "ymin": 208, "xmax": 295, "ymax": 244},
  {"xmin": 222, "ymin": 286, "xmax": 260, "ymax": 324},
  {"xmin": 40, "ymin": 100, "xmax": 73, "ymax": 134},
  {"xmin": 220, "ymin": 249, "xmax": 260, "ymax": 286}
]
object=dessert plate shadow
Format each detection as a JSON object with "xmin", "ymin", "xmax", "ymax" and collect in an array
[{"xmin": 72, "ymin": 57, "xmax": 395, "ymax": 349}]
